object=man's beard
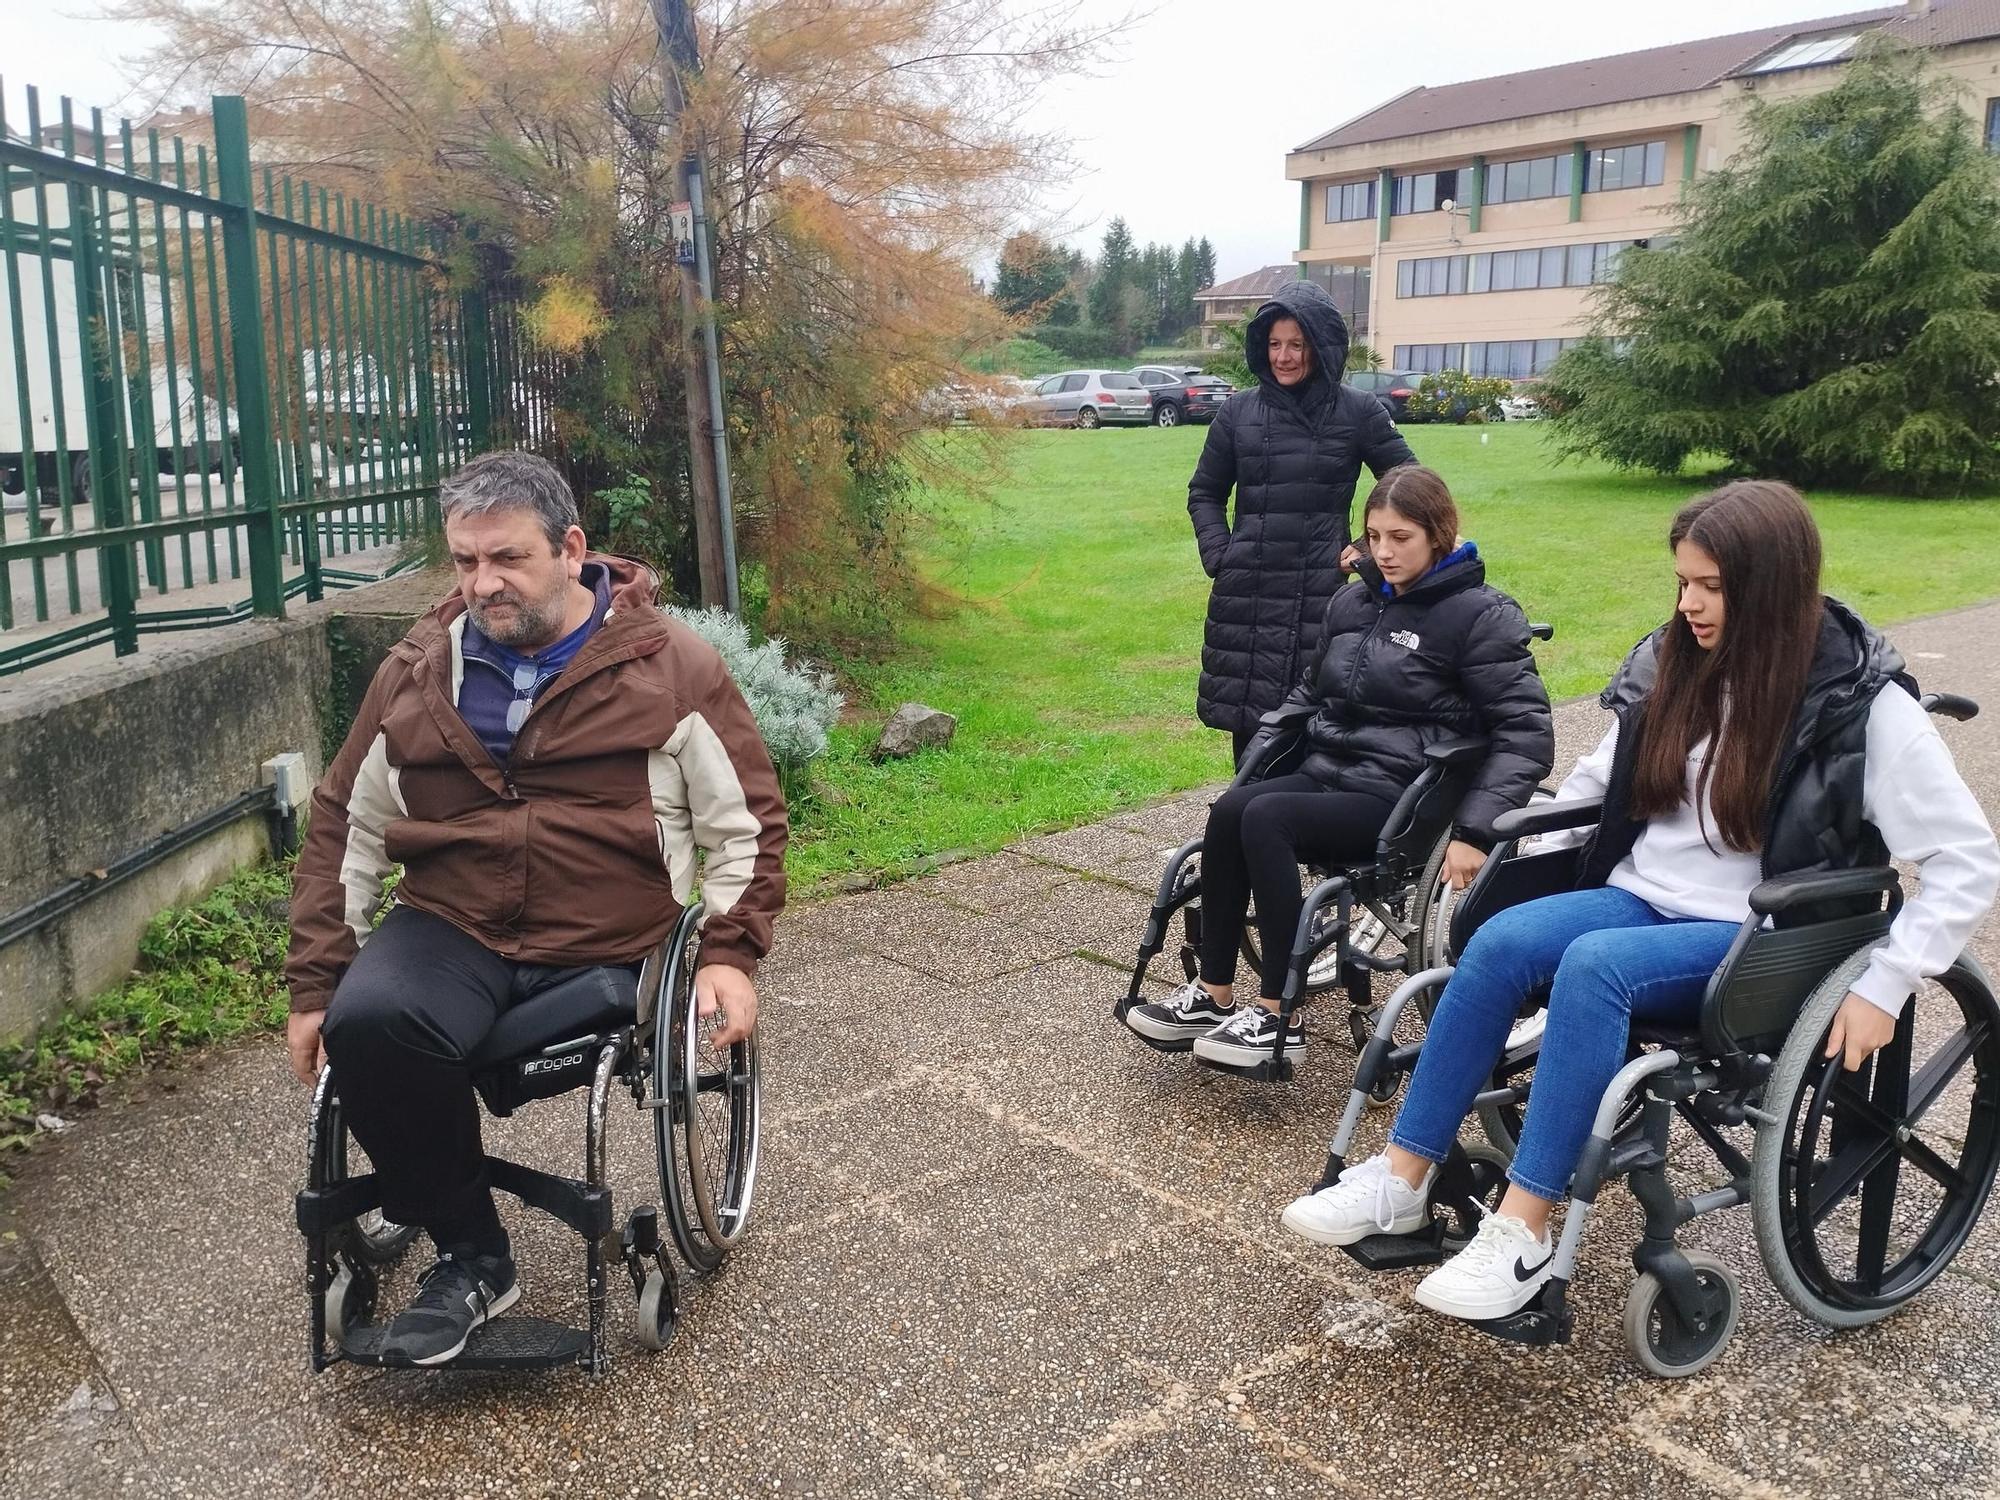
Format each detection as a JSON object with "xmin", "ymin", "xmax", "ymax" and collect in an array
[{"xmin": 470, "ymin": 589, "xmax": 566, "ymax": 649}]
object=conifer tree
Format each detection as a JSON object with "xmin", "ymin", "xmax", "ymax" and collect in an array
[{"xmin": 1542, "ymin": 43, "xmax": 2000, "ymax": 494}]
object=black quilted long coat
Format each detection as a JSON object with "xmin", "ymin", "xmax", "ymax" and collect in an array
[{"xmin": 1188, "ymin": 280, "xmax": 1415, "ymax": 735}]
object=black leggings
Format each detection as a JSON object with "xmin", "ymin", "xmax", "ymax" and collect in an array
[{"xmin": 1198, "ymin": 773, "xmax": 1397, "ymax": 997}]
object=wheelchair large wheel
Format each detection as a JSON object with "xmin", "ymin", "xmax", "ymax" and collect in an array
[
  {"xmin": 1238, "ymin": 882, "xmax": 1347, "ymax": 998},
  {"xmin": 1751, "ymin": 949, "xmax": 2000, "ymax": 1327},
  {"xmin": 650, "ymin": 909, "xmax": 762, "ymax": 1275},
  {"xmin": 1406, "ymin": 827, "xmax": 1459, "ymax": 974}
]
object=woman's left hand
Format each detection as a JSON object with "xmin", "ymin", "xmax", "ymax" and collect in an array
[
  {"xmin": 1824, "ymin": 992, "xmax": 1898, "ymax": 1072},
  {"xmin": 1441, "ymin": 839, "xmax": 1487, "ymax": 891}
]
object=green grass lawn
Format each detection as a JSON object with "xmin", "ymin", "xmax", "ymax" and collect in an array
[{"xmin": 786, "ymin": 422, "xmax": 2000, "ymax": 895}]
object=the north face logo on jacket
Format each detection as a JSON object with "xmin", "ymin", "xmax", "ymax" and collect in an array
[{"xmin": 1390, "ymin": 630, "xmax": 1421, "ymax": 650}]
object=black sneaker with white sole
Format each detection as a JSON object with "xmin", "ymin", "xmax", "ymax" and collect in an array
[
  {"xmin": 1191, "ymin": 1004, "xmax": 1306, "ymax": 1071},
  {"xmin": 377, "ymin": 1251, "xmax": 520, "ymax": 1366},
  {"xmin": 1125, "ymin": 980, "xmax": 1236, "ymax": 1049}
]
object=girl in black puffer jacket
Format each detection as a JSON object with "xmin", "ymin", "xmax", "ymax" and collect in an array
[
  {"xmin": 1189, "ymin": 280, "xmax": 1415, "ymax": 763},
  {"xmin": 1129, "ymin": 466, "xmax": 1555, "ymax": 1071}
]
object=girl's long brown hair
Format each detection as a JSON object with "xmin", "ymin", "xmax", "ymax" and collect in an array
[{"xmin": 1630, "ymin": 481, "xmax": 1824, "ymax": 851}]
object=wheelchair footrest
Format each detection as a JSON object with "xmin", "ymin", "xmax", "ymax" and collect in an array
[
  {"xmin": 1463, "ymin": 1295, "xmax": 1573, "ymax": 1348},
  {"xmin": 1192, "ymin": 1053, "xmax": 1295, "ymax": 1084},
  {"xmin": 340, "ymin": 1315, "xmax": 590, "ymax": 1371},
  {"xmin": 1340, "ymin": 1227, "xmax": 1446, "ymax": 1272}
]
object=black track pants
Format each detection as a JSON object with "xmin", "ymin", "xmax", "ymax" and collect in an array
[
  {"xmin": 1197, "ymin": 774, "xmax": 1396, "ymax": 997},
  {"xmin": 319, "ymin": 906, "xmax": 563, "ymax": 1255}
]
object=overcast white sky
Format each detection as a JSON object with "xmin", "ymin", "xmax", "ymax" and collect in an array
[{"xmin": 11, "ymin": 0, "xmax": 1872, "ymax": 280}]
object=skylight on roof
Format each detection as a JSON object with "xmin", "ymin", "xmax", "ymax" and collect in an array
[{"xmin": 1748, "ymin": 31, "xmax": 1862, "ymax": 73}]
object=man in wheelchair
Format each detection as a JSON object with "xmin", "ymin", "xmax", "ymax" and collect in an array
[
  {"xmin": 1284, "ymin": 481, "xmax": 1998, "ymax": 1342},
  {"xmin": 284, "ymin": 451, "xmax": 787, "ymax": 1367}
]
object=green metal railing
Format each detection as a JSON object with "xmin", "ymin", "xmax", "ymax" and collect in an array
[{"xmin": 0, "ymin": 82, "xmax": 546, "ymax": 675}]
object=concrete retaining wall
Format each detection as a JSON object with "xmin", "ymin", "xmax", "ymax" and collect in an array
[{"xmin": 0, "ymin": 569, "xmax": 450, "ymax": 1044}]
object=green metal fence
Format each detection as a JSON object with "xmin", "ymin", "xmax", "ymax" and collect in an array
[{"xmin": 0, "ymin": 82, "xmax": 547, "ymax": 675}]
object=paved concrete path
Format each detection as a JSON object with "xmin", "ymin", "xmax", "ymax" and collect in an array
[{"xmin": 4, "ymin": 603, "xmax": 1999, "ymax": 1499}]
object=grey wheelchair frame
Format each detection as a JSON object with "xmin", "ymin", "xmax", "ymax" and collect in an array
[
  {"xmin": 1313, "ymin": 691, "xmax": 2000, "ymax": 1376},
  {"xmin": 297, "ymin": 901, "xmax": 761, "ymax": 1375}
]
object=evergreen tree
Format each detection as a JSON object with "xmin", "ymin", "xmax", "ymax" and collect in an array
[
  {"xmin": 1195, "ymin": 237, "xmax": 1217, "ymax": 293},
  {"xmin": 1542, "ymin": 42, "xmax": 2000, "ymax": 494},
  {"xmin": 1087, "ymin": 217, "xmax": 1137, "ymax": 330},
  {"xmin": 991, "ymin": 231, "xmax": 1073, "ymax": 318}
]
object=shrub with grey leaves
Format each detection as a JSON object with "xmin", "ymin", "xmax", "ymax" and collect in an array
[{"xmin": 664, "ymin": 606, "xmax": 844, "ymax": 780}]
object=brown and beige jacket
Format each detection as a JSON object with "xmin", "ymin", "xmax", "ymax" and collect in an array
[{"xmin": 285, "ymin": 558, "xmax": 788, "ymax": 1013}]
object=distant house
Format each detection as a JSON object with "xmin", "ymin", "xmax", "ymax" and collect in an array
[
  {"xmin": 1191, "ymin": 265, "xmax": 1311, "ymax": 348},
  {"xmin": 1288, "ymin": 0, "xmax": 2000, "ymax": 380}
]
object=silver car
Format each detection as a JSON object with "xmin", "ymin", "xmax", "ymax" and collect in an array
[{"xmin": 1019, "ymin": 369, "xmax": 1154, "ymax": 428}]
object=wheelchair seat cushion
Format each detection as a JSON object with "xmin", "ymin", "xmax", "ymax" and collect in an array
[{"xmin": 469, "ymin": 967, "xmax": 639, "ymax": 1071}]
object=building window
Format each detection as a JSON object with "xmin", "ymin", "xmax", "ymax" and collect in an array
[
  {"xmin": 1483, "ymin": 151, "xmax": 1573, "ymax": 205},
  {"xmin": 1391, "ymin": 168, "xmax": 1461, "ymax": 216},
  {"xmin": 1394, "ymin": 339, "xmax": 1581, "ymax": 377},
  {"xmin": 1747, "ymin": 31, "xmax": 1861, "ymax": 74},
  {"xmin": 1327, "ymin": 180, "xmax": 1376, "ymax": 222},
  {"xmin": 1393, "ymin": 239, "xmax": 1655, "ymax": 298},
  {"xmin": 1585, "ymin": 141, "xmax": 1666, "ymax": 192},
  {"xmin": 1304, "ymin": 262, "xmax": 1372, "ymax": 335},
  {"xmin": 1988, "ymin": 100, "xmax": 2000, "ymax": 152}
]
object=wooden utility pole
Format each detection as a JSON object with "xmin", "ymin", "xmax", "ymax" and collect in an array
[{"xmin": 650, "ymin": 0, "xmax": 740, "ymax": 612}]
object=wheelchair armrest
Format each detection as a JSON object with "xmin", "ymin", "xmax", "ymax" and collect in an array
[
  {"xmin": 1257, "ymin": 702, "xmax": 1318, "ymax": 731},
  {"xmin": 1747, "ymin": 866, "xmax": 1899, "ymax": 918},
  {"xmin": 1230, "ymin": 705, "xmax": 1316, "ymax": 788},
  {"xmin": 1528, "ymin": 622, "xmax": 1554, "ymax": 642},
  {"xmin": 1422, "ymin": 735, "xmax": 1489, "ymax": 770},
  {"xmin": 1491, "ymin": 797, "xmax": 1603, "ymax": 840},
  {"xmin": 1920, "ymin": 692, "xmax": 1979, "ymax": 722}
]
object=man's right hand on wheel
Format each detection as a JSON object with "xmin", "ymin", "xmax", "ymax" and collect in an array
[{"xmin": 287, "ymin": 1010, "xmax": 326, "ymax": 1086}]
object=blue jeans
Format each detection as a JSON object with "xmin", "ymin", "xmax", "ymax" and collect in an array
[{"xmin": 1389, "ymin": 887, "xmax": 1739, "ymax": 1202}]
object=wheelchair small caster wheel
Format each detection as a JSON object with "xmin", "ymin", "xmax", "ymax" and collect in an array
[
  {"xmin": 1622, "ymin": 1251, "xmax": 1740, "ymax": 1378},
  {"xmin": 323, "ymin": 1263, "xmax": 372, "ymax": 1335},
  {"xmin": 635, "ymin": 1268, "xmax": 678, "ymax": 1351},
  {"xmin": 1364, "ymin": 1068, "xmax": 1405, "ymax": 1109}
]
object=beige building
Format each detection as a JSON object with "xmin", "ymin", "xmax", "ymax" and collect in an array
[
  {"xmin": 1190, "ymin": 264, "xmax": 1301, "ymax": 346},
  {"xmin": 1288, "ymin": 0, "xmax": 2000, "ymax": 379}
]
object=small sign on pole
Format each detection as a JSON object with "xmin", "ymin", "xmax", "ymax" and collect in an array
[{"xmin": 669, "ymin": 201, "xmax": 695, "ymax": 266}]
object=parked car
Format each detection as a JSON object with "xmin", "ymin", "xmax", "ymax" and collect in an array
[
  {"xmin": 1499, "ymin": 383, "xmax": 1544, "ymax": 421},
  {"xmin": 1130, "ymin": 366, "xmax": 1233, "ymax": 427},
  {"xmin": 1017, "ymin": 369, "xmax": 1155, "ymax": 428},
  {"xmin": 1344, "ymin": 369, "xmax": 1426, "ymax": 423}
]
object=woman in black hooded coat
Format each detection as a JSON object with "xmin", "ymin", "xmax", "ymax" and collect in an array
[{"xmin": 1189, "ymin": 279, "xmax": 1415, "ymax": 762}]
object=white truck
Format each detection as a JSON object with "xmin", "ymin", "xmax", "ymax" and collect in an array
[{"xmin": 1, "ymin": 176, "xmax": 236, "ymax": 504}]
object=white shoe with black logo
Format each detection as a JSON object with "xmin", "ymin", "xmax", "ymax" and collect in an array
[{"xmin": 1412, "ymin": 1206, "xmax": 1554, "ymax": 1321}]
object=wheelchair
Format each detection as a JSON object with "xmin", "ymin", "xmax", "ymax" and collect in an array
[
  {"xmin": 1310, "ymin": 691, "xmax": 2000, "ymax": 1377},
  {"xmin": 1114, "ymin": 622, "xmax": 1554, "ymax": 1087},
  {"xmin": 295, "ymin": 901, "xmax": 761, "ymax": 1374}
]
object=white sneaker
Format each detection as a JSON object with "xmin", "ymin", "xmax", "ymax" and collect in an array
[
  {"xmin": 1505, "ymin": 1008, "xmax": 1547, "ymax": 1051},
  {"xmin": 1413, "ymin": 1206, "xmax": 1554, "ymax": 1321},
  {"xmin": 1280, "ymin": 1154, "xmax": 1433, "ymax": 1247}
]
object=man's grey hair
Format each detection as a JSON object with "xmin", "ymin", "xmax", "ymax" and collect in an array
[{"xmin": 439, "ymin": 451, "xmax": 580, "ymax": 550}]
